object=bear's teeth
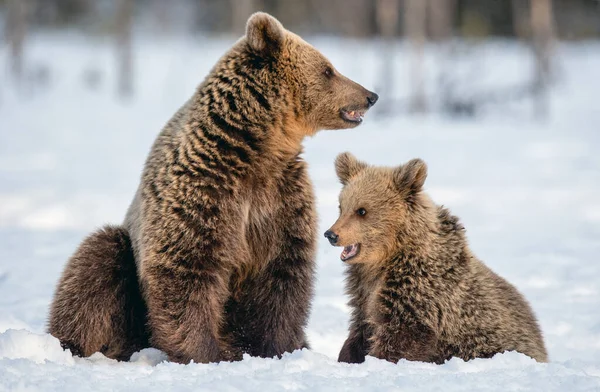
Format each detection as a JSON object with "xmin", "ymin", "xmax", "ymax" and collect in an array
[{"xmin": 341, "ymin": 244, "xmax": 360, "ymax": 261}]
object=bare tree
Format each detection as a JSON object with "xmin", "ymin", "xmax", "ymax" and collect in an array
[
  {"xmin": 231, "ymin": 0, "xmax": 258, "ymax": 35},
  {"xmin": 375, "ymin": 0, "xmax": 399, "ymax": 113},
  {"xmin": 6, "ymin": 0, "xmax": 29, "ymax": 84},
  {"xmin": 116, "ymin": 0, "xmax": 134, "ymax": 97},
  {"xmin": 428, "ymin": 0, "xmax": 455, "ymax": 41},
  {"xmin": 511, "ymin": 0, "xmax": 529, "ymax": 39},
  {"xmin": 404, "ymin": 0, "xmax": 427, "ymax": 113},
  {"xmin": 154, "ymin": 0, "xmax": 172, "ymax": 35},
  {"xmin": 530, "ymin": 0, "xmax": 555, "ymax": 118},
  {"xmin": 331, "ymin": 0, "xmax": 373, "ymax": 37}
]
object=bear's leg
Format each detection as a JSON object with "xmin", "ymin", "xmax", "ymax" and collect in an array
[
  {"xmin": 338, "ymin": 325, "xmax": 372, "ymax": 364},
  {"xmin": 48, "ymin": 226, "xmax": 149, "ymax": 360},
  {"xmin": 369, "ymin": 320, "xmax": 439, "ymax": 363},
  {"xmin": 229, "ymin": 199, "xmax": 316, "ymax": 357},
  {"xmin": 228, "ymin": 246, "xmax": 315, "ymax": 358},
  {"xmin": 142, "ymin": 256, "xmax": 244, "ymax": 364},
  {"xmin": 139, "ymin": 207, "xmax": 252, "ymax": 365},
  {"xmin": 134, "ymin": 189, "xmax": 261, "ymax": 364}
]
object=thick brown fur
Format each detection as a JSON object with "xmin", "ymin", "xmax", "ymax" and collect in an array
[
  {"xmin": 47, "ymin": 226, "xmax": 149, "ymax": 360},
  {"xmin": 48, "ymin": 13, "xmax": 377, "ymax": 363},
  {"xmin": 328, "ymin": 153, "xmax": 548, "ymax": 364}
]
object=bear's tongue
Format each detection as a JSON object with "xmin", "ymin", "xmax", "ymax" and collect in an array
[{"xmin": 341, "ymin": 244, "xmax": 359, "ymax": 261}]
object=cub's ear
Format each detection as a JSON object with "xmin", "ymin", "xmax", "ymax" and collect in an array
[
  {"xmin": 335, "ymin": 152, "xmax": 368, "ymax": 185},
  {"xmin": 246, "ymin": 12, "xmax": 285, "ymax": 57},
  {"xmin": 393, "ymin": 158, "xmax": 428, "ymax": 194}
]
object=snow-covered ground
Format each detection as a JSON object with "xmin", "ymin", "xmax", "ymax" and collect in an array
[{"xmin": 0, "ymin": 34, "xmax": 599, "ymax": 391}]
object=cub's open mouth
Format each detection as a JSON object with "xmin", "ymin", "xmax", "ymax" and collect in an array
[
  {"xmin": 341, "ymin": 243, "xmax": 360, "ymax": 261},
  {"xmin": 340, "ymin": 108, "xmax": 366, "ymax": 123}
]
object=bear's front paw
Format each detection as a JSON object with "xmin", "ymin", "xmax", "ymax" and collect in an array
[
  {"xmin": 338, "ymin": 338, "xmax": 366, "ymax": 364},
  {"xmin": 368, "ymin": 343, "xmax": 400, "ymax": 363},
  {"xmin": 219, "ymin": 346, "xmax": 243, "ymax": 362}
]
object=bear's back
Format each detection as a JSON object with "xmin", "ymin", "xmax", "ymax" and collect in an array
[{"xmin": 449, "ymin": 255, "xmax": 548, "ymax": 362}]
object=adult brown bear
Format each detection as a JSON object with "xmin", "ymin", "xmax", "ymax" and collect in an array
[{"xmin": 48, "ymin": 13, "xmax": 377, "ymax": 364}]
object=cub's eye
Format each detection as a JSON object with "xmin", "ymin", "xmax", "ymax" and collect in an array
[
  {"xmin": 356, "ymin": 208, "xmax": 367, "ymax": 216},
  {"xmin": 324, "ymin": 67, "xmax": 333, "ymax": 78}
]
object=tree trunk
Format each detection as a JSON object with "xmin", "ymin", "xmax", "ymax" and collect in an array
[
  {"xmin": 6, "ymin": 0, "xmax": 28, "ymax": 83},
  {"xmin": 116, "ymin": 0, "xmax": 134, "ymax": 98},
  {"xmin": 511, "ymin": 0, "xmax": 529, "ymax": 39},
  {"xmin": 154, "ymin": 0, "xmax": 171, "ymax": 35},
  {"xmin": 375, "ymin": 0, "xmax": 400, "ymax": 114},
  {"xmin": 377, "ymin": 0, "xmax": 399, "ymax": 37},
  {"xmin": 231, "ymin": 0, "xmax": 258, "ymax": 36},
  {"xmin": 427, "ymin": 0, "xmax": 455, "ymax": 41},
  {"xmin": 404, "ymin": 0, "xmax": 427, "ymax": 113},
  {"xmin": 530, "ymin": 0, "xmax": 555, "ymax": 118}
]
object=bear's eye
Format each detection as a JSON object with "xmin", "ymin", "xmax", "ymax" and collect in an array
[
  {"xmin": 324, "ymin": 67, "xmax": 334, "ymax": 78},
  {"xmin": 356, "ymin": 208, "xmax": 367, "ymax": 217}
]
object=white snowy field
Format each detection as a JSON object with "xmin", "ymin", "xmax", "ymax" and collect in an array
[{"xmin": 0, "ymin": 34, "xmax": 599, "ymax": 391}]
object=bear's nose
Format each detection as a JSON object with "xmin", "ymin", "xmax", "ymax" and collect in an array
[
  {"xmin": 367, "ymin": 92, "xmax": 379, "ymax": 107},
  {"xmin": 324, "ymin": 230, "xmax": 339, "ymax": 245}
]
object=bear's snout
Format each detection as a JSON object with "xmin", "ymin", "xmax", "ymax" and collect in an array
[
  {"xmin": 324, "ymin": 230, "xmax": 339, "ymax": 245},
  {"xmin": 367, "ymin": 92, "xmax": 379, "ymax": 108}
]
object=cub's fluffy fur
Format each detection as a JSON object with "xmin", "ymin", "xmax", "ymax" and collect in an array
[{"xmin": 327, "ymin": 153, "xmax": 548, "ymax": 364}]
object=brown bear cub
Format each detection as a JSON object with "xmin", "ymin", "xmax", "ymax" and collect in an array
[
  {"xmin": 48, "ymin": 13, "xmax": 377, "ymax": 363},
  {"xmin": 326, "ymin": 153, "xmax": 548, "ymax": 364}
]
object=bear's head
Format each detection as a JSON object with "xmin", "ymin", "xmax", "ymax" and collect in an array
[
  {"xmin": 325, "ymin": 152, "xmax": 437, "ymax": 265},
  {"xmin": 243, "ymin": 12, "xmax": 378, "ymax": 135}
]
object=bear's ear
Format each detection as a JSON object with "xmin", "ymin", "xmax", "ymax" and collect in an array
[
  {"xmin": 393, "ymin": 159, "xmax": 428, "ymax": 195},
  {"xmin": 246, "ymin": 12, "xmax": 285, "ymax": 58},
  {"xmin": 335, "ymin": 152, "xmax": 368, "ymax": 185}
]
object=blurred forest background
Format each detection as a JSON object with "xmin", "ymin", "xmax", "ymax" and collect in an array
[
  {"xmin": 3, "ymin": 0, "xmax": 600, "ymax": 37},
  {"xmin": 1, "ymin": 0, "xmax": 600, "ymax": 116}
]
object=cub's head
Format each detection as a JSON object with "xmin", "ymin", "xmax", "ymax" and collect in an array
[
  {"xmin": 325, "ymin": 153, "xmax": 435, "ymax": 264},
  {"xmin": 245, "ymin": 13, "xmax": 378, "ymax": 134}
]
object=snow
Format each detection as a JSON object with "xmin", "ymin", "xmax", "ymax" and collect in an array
[
  {"xmin": 0, "ymin": 329, "xmax": 74, "ymax": 365},
  {"xmin": 0, "ymin": 336, "xmax": 598, "ymax": 392},
  {"xmin": 1, "ymin": 34, "xmax": 599, "ymax": 391}
]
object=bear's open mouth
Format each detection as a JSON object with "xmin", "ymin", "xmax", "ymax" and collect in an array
[
  {"xmin": 340, "ymin": 108, "xmax": 366, "ymax": 123},
  {"xmin": 341, "ymin": 243, "xmax": 360, "ymax": 261}
]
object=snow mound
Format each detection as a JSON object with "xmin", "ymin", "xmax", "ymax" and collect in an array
[
  {"xmin": 0, "ymin": 344, "xmax": 599, "ymax": 391},
  {"xmin": 0, "ymin": 329, "xmax": 75, "ymax": 365},
  {"xmin": 0, "ymin": 316, "xmax": 30, "ymax": 333},
  {"xmin": 130, "ymin": 348, "xmax": 169, "ymax": 365}
]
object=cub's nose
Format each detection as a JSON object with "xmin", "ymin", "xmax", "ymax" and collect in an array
[
  {"xmin": 324, "ymin": 230, "xmax": 339, "ymax": 245},
  {"xmin": 366, "ymin": 92, "xmax": 379, "ymax": 107}
]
